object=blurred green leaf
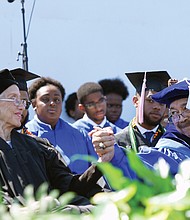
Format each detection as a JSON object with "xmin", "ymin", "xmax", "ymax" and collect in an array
[
  {"xmin": 96, "ymin": 161, "xmax": 131, "ymax": 190},
  {"xmin": 1, "ymin": 151, "xmax": 190, "ymax": 219},
  {"xmin": 127, "ymin": 150, "xmax": 175, "ymax": 193}
]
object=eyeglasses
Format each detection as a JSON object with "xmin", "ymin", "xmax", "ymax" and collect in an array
[
  {"xmin": 84, "ymin": 97, "xmax": 106, "ymax": 109},
  {"xmin": 169, "ymin": 108, "xmax": 189, "ymax": 123},
  {"xmin": 0, "ymin": 98, "xmax": 27, "ymax": 108}
]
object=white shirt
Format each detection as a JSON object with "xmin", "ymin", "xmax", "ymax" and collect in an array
[
  {"xmin": 83, "ymin": 113, "xmax": 107, "ymax": 128},
  {"xmin": 136, "ymin": 123, "xmax": 159, "ymax": 140}
]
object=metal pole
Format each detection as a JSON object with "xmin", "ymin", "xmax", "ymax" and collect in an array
[
  {"xmin": 7, "ymin": 0, "xmax": 29, "ymax": 70},
  {"xmin": 20, "ymin": 0, "xmax": 28, "ymax": 71}
]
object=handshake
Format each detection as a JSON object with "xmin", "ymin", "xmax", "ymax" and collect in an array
[{"xmin": 89, "ymin": 127, "xmax": 115, "ymax": 162}]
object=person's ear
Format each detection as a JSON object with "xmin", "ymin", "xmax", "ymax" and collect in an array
[
  {"xmin": 78, "ymin": 104, "xmax": 85, "ymax": 113},
  {"xmin": 31, "ymin": 99, "xmax": 37, "ymax": 111},
  {"xmin": 133, "ymin": 95, "xmax": 139, "ymax": 108}
]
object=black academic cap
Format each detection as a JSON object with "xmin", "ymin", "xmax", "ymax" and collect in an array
[
  {"xmin": 10, "ymin": 68, "xmax": 40, "ymax": 91},
  {"xmin": 125, "ymin": 71, "xmax": 171, "ymax": 94},
  {"xmin": 152, "ymin": 79, "xmax": 190, "ymax": 107},
  {"xmin": 0, "ymin": 69, "xmax": 18, "ymax": 94}
]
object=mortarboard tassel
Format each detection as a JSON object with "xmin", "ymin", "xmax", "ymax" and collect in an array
[
  {"xmin": 185, "ymin": 79, "xmax": 190, "ymax": 110},
  {"xmin": 138, "ymin": 72, "xmax": 147, "ymax": 124}
]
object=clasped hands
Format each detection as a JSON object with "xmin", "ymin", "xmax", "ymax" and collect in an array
[{"xmin": 89, "ymin": 127, "xmax": 115, "ymax": 162}]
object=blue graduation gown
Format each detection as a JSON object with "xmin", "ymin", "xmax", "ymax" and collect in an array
[
  {"xmin": 26, "ymin": 116, "xmax": 98, "ymax": 174},
  {"xmin": 110, "ymin": 144, "xmax": 180, "ymax": 179},
  {"xmin": 156, "ymin": 128, "xmax": 190, "ymax": 162},
  {"xmin": 114, "ymin": 118, "xmax": 129, "ymax": 129},
  {"xmin": 73, "ymin": 118, "xmax": 121, "ymax": 134}
]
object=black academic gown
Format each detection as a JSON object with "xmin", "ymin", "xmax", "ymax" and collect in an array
[
  {"xmin": 0, "ymin": 129, "xmax": 103, "ymax": 206},
  {"xmin": 115, "ymin": 123, "xmax": 165, "ymax": 152}
]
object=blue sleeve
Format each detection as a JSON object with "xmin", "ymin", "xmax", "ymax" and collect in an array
[
  {"xmin": 158, "ymin": 147, "xmax": 187, "ymax": 163},
  {"xmin": 110, "ymin": 145, "xmax": 179, "ymax": 179},
  {"xmin": 138, "ymin": 148, "xmax": 179, "ymax": 176},
  {"xmin": 110, "ymin": 145, "xmax": 137, "ymax": 179}
]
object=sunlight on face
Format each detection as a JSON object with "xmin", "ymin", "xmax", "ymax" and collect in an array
[
  {"xmin": 135, "ymin": 90, "xmax": 166, "ymax": 129},
  {"xmin": 170, "ymin": 98, "xmax": 190, "ymax": 137},
  {"xmin": 33, "ymin": 84, "xmax": 63, "ymax": 128},
  {"xmin": 0, "ymin": 85, "xmax": 23, "ymax": 130},
  {"xmin": 82, "ymin": 92, "xmax": 106, "ymax": 124}
]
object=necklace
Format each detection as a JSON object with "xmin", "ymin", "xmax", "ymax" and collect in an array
[{"xmin": 128, "ymin": 117, "xmax": 165, "ymax": 152}]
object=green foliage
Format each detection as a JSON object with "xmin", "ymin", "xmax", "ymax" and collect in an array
[{"xmin": 1, "ymin": 152, "xmax": 190, "ymax": 219}]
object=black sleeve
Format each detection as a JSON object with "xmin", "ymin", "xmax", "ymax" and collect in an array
[
  {"xmin": 69, "ymin": 164, "xmax": 104, "ymax": 198},
  {"xmin": 37, "ymin": 141, "xmax": 103, "ymax": 198}
]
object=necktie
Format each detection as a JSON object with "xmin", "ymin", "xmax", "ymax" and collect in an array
[{"xmin": 144, "ymin": 131, "xmax": 154, "ymax": 143}]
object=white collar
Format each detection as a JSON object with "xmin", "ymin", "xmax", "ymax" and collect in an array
[
  {"xmin": 136, "ymin": 123, "xmax": 159, "ymax": 135},
  {"xmin": 83, "ymin": 114, "xmax": 107, "ymax": 127},
  {"xmin": 34, "ymin": 114, "xmax": 53, "ymax": 130}
]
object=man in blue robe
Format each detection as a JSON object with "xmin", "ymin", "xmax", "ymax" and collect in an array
[
  {"xmin": 73, "ymin": 82, "xmax": 121, "ymax": 134},
  {"xmin": 152, "ymin": 78, "xmax": 190, "ymax": 162}
]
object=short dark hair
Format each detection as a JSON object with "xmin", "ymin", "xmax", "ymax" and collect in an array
[
  {"xmin": 98, "ymin": 78, "xmax": 129, "ymax": 100},
  {"xmin": 65, "ymin": 92, "xmax": 78, "ymax": 117},
  {"xmin": 77, "ymin": 82, "xmax": 103, "ymax": 104},
  {"xmin": 28, "ymin": 77, "xmax": 65, "ymax": 101}
]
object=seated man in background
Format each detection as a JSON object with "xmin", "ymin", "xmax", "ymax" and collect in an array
[
  {"xmin": 25, "ymin": 77, "xmax": 98, "ymax": 174},
  {"xmin": 65, "ymin": 92, "xmax": 84, "ymax": 122},
  {"xmin": 10, "ymin": 68, "xmax": 40, "ymax": 129},
  {"xmin": 98, "ymin": 78, "xmax": 129, "ymax": 129},
  {"xmin": 152, "ymin": 78, "xmax": 190, "ymax": 160},
  {"xmin": 73, "ymin": 82, "xmax": 121, "ymax": 134}
]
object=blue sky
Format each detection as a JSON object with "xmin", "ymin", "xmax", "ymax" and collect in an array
[{"xmin": 1, "ymin": 0, "xmax": 190, "ymax": 121}]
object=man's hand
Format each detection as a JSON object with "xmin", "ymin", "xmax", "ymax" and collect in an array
[{"xmin": 89, "ymin": 127, "xmax": 115, "ymax": 162}]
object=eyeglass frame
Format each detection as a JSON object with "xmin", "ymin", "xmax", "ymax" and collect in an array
[
  {"xmin": 83, "ymin": 96, "xmax": 107, "ymax": 109},
  {"xmin": 168, "ymin": 108, "xmax": 190, "ymax": 122},
  {"xmin": 0, "ymin": 98, "xmax": 27, "ymax": 108}
]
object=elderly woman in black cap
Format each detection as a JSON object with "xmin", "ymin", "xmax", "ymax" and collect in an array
[
  {"xmin": 0, "ymin": 69, "xmax": 105, "ymax": 212},
  {"xmin": 0, "ymin": 70, "xmax": 25, "ymax": 129},
  {"xmin": 10, "ymin": 68, "xmax": 40, "ymax": 128}
]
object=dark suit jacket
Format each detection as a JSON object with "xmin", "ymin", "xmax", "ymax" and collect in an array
[{"xmin": 115, "ymin": 124, "xmax": 165, "ymax": 152}]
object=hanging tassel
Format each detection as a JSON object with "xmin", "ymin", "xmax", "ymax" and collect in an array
[
  {"xmin": 185, "ymin": 79, "xmax": 190, "ymax": 110},
  {"xmin": 138, "ymin": 72, "xmax": 147, "ymax": 124}
]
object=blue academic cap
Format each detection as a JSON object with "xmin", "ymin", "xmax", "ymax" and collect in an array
[{"xmin": 152, "ymin": 79, "xmax": 190, "ymax": 107}]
